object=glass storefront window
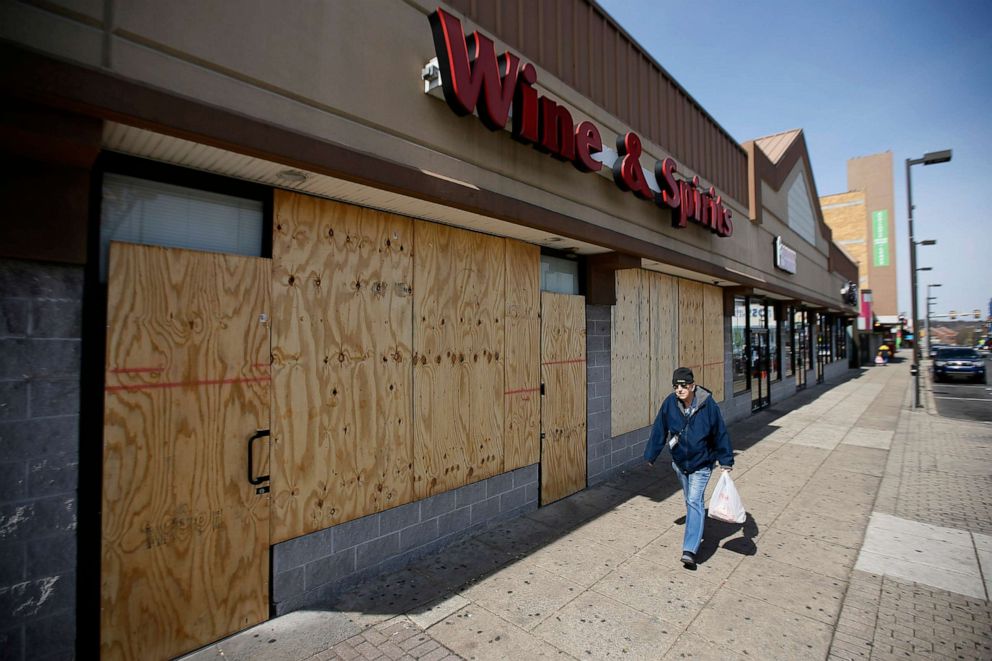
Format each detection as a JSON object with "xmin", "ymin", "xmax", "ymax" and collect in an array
[
  {"xmin": 783, "ymin": 307, "xmax": 794, "ymax": 378},
  {"xmin": 794, "ymin": 308, "xmax": 808, "ymax": 387},
  {"xmin": 749, "ymin": 300, "xmax": 766, "ymax": 331},
  {"xmin": 732, "ymin": 297, "xmax": 747, "ymax": 394},
  {"xmin": 540, "ymin": 255, "xmax": 580, "ymax": 294},
  {"xmin": 818, "ymin": 313, "xmax": 833, "ymax": 362},
  {"xmin": 768, "ymin": 304, "xmax": 779, "ymax": 381},
  {"xmin": 835, "ymin": 319, "xmax": 848, "ymax": 360}
]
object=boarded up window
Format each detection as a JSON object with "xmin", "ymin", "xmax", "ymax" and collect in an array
[
  {"xmin": 613, "ymin": 270, "xmax": 725, "ymax": 437},
  {"xmin": 611, "ymin": 269, "xmax": 649, "ymax": 435},
  {"xmin": 413, "ymin": 223, "xmax": 506, "ymax": 498},
  {"xmin": 269, "ymin": 192, "xmax": 414, "ymax": 542}
]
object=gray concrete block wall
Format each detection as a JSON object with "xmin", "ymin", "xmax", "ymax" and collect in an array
[
  {"xmin": 770, "ymin": 376, "xmax": 798, "ymax": 408},
  {"xmin": 720, "ymin": 391, "xmax": 752, "ymax": 426},
  {"xmin": 586, "ymin": 305, "xmax": 647, "ymax": 486},
  {"xmin": 585, "ymin": 305, "xmax": 611, "ymax": 484},
  {"xmin": 271, "ymin": 464, "xmax": 538, "ymax": 614},
  {"xmin": 824, "ymin": 358, "xmax": 849, "ymax": 382},
  {"xmin": 0, "ymin": 259, "xmax": 82, "ymax": 660}
]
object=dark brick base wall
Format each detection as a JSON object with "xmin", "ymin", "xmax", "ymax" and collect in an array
[
  {"xmin": 271, "ymin": 465, "xmax": 538, "ymax": 614},
  {"xmin": 0, "ymin": 259, "xmax": 82, "ymax": 660}
]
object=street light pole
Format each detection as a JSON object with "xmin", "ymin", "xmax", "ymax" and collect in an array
[
  {"xmin": 926, "ymin": 283, "xmax": 941, "ymax": 356},
  {"xmin": 906, "ymin": 149, "xmax": 952, "ymax": 409}
]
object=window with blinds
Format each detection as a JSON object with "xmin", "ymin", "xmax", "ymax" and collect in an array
[{"xmin": 100, "ymin": 172, "xmax": 264, "ymax": 281}]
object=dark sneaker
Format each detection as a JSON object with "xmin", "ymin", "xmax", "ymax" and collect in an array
[{"xmin": 680, "ymin": 551, "xmax": 696, "ymax": 569}]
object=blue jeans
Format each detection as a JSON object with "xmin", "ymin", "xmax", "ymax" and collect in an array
[{"xmin": 672, "ymin": 463, "xmax": 713, "ymax": 554}]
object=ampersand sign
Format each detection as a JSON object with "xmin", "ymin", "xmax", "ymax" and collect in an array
[{"xmin": 612, "ymin": 132, "xmax": 653, "ymax": 200}]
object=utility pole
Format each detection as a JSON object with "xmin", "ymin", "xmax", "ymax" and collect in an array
[{"xmin": 906, "ymin": 150, "xmax": 952, "ymax": 408}]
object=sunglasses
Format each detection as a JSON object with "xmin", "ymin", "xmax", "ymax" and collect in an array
[{"xmin": 673, "ymin": 382, "xmax": 693, "ymax": 390}]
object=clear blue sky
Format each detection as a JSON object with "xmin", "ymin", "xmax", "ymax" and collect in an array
[{"xmin": 598, "ymin": 0, "xmax": 992, "ymax": 323}]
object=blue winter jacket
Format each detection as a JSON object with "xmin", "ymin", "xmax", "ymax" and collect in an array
[{"xmin": 643, "ymin": 386, "xmax": 734, "ymax": 474}]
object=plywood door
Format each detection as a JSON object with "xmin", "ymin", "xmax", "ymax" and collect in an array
[
  {"xmin": 503, "ymin": 240, "xmax": 540, "ymax": 471},
  {"xmin": 540, "ymin": 293, "xmax": 587, "ymax": 506},
  {"xmin": 101, "ymin": 243, "xmax": 271, "ymax": 661}
]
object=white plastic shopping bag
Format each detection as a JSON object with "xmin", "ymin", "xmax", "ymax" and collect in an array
[{"xmin": 708, "ymin": 471, "xmax": 746, "ymax": 523}]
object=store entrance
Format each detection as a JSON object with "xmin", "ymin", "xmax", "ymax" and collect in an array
[
  {"xmin": 794, "ymin": 311, "xmax": 808, "ymax": 390},
  {"xmin": 816, "ymin": 320, "xmax": 827, "ymax": 384},
  {"xmin": 750, "ymin": 330, "xmax": 770, "ymax": 411},
  {"xmin": 101, "ymin": 243, "xmax": 272, "ymax": 660},
  {"xmin": 539, "ymin": 292, "xmax": 587, "ymax": 505}
]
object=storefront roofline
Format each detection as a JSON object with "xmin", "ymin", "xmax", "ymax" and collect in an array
[{"xmin": 1, "ymin": 43, "xmax": 853, "ymax": 313}]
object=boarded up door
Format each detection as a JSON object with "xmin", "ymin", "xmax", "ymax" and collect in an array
[
  {"xmin": 540, "ymin": 293, "xmax": 587, "ymax": 505},
  {"xmin": 101, "ymin": 243, "xmax": 271, "ymax": 660}
]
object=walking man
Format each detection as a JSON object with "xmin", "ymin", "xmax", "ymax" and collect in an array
[{"xmin": 644, "ymin": 367, "xmax": 735, "ymax": 569}]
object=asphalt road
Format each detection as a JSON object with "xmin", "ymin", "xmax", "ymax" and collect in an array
[{"xmin": 932, "ymin": 353, "xmax": 992, "ymax": 423}]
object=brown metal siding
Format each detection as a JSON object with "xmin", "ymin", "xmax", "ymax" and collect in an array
[
  {"xmin": 604, "ymin": 25, "xmax": 617, "ymax": 118},
  {"xmin": 575, "ymin": 4, "xmax": 590, "ymax": 96},
  {"xmin": 561, "ymin": 0, "xmax": 574, "ymax": 86},
  {"xmin": 449, "ymin": 0, "xmax": 749, "ymax": 203}
]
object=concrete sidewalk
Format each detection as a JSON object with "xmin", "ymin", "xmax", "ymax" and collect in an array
[{"xmin": 185, "ymin": 356, "xmax": 992, "ymax": 660}]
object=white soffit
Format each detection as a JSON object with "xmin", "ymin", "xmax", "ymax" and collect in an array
[
  {"xmin": 641, "ymin": 259, "xmax": 739, "ymax": 288},
  {"xmin": 101, "ymin": 122, "xmax": 608, "ymax": 256}
]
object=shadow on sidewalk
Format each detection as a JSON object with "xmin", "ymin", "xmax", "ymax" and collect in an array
[
  {"xmin": 280, "ymin": 367, "xmax": 869, "ymax": 621},
  {"xmin": 696, "ymin": 513, "xmax": 760, "ymax": 564}
]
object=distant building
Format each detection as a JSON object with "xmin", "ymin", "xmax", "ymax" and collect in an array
[{"xmin": 820, "ymin": 152, "xmax": 897, "ymax": 320}]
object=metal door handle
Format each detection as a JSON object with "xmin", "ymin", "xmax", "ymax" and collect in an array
[{"xmin": 247, "ymin": 429, "xmax": 270, "ymax": 486}]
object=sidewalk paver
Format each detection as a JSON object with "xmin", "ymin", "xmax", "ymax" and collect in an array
[{"xmin": 183, "ymin": 353, "xmax": 992, "ymax": 661}]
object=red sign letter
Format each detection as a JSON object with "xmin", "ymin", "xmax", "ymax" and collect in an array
[
  {"xmin": 612, "ymin": 132, "xmax": 652, "ymax": 200},
  {"xmin": 654, "ymin": 157, "xmax": 680, "ymax": 209},
  {"xmin": 428, "ymin": 8, "xmax": 520, "ymax": 130},
  {"xmin": 537, "ymin": 98, "xmax": 576, "ymax": 161},
  {"xmin": 573, "ymin": 121, "xmax": 603, "ymax": 173},
  {"xmin": 512, "ymin": 63, "xmax": 539, "ymax": 144}
]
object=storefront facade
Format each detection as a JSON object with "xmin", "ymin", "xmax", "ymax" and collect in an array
[{"xmin": 0, "ymin": 1, "xmax": 856, "ymax": 658}]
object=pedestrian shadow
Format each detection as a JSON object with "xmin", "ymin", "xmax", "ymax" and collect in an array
[
  {"xmin": 694, "ymin": 511, "xmax": 760, "ymax": 565},
  {"xmin": 264, "ymin": 367, "xmax": 864, "ymax": 621}
]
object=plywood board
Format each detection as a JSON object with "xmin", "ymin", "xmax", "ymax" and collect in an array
[
  {"xmin": 540, "ymin": 292, "xmax": 587, "ymax": 505},
  {"xmin": 414, "ymin": 222, "xmax": 505, "ymax": 498},
  {"xmin": 647, "ymin": 271, "xmax": 678, "ymax": 417},
  {"xmin": 702, "ymin": 284, "xmax": 725, "ymax": 402},
  {"xmin": 102, "ymin": 243, "xmax": 270, "ymax": 660},
  {"xmin": 503, "ymin": 239, "xmax": 540, "ymax": 471},
  {"xmin": 611, "ymin": 269, "xmax": 649, "ymax": 436},
  {"xmin": 678, "ymin": 279, "xmax": 704, "ymax": 382},
  {"xmin": 270, "ymin": 191, "xmax": 414, "ymax": 542}
]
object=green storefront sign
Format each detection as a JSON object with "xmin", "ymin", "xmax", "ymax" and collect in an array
[{"xmin": 872, "ymin": 209, "xmax": 889, "ymax": 267}]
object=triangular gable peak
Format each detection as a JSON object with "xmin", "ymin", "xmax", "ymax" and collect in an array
[
  {"xmin": 743, "ymin": 129, "xmax": 833, "ymax": 244},
  {"xmin": 742, "ymin": 129, "xmax": 858, "ymax": 282}
]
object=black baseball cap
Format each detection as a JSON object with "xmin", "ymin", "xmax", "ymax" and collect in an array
[{"xmin": 672, "ymin": 367, "xmax": 694, "ymax": 386}]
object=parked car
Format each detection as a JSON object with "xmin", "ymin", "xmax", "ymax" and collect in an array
[{"xmin": 932, "ymin": 347, "xmax": 987, "ymax": 383}]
